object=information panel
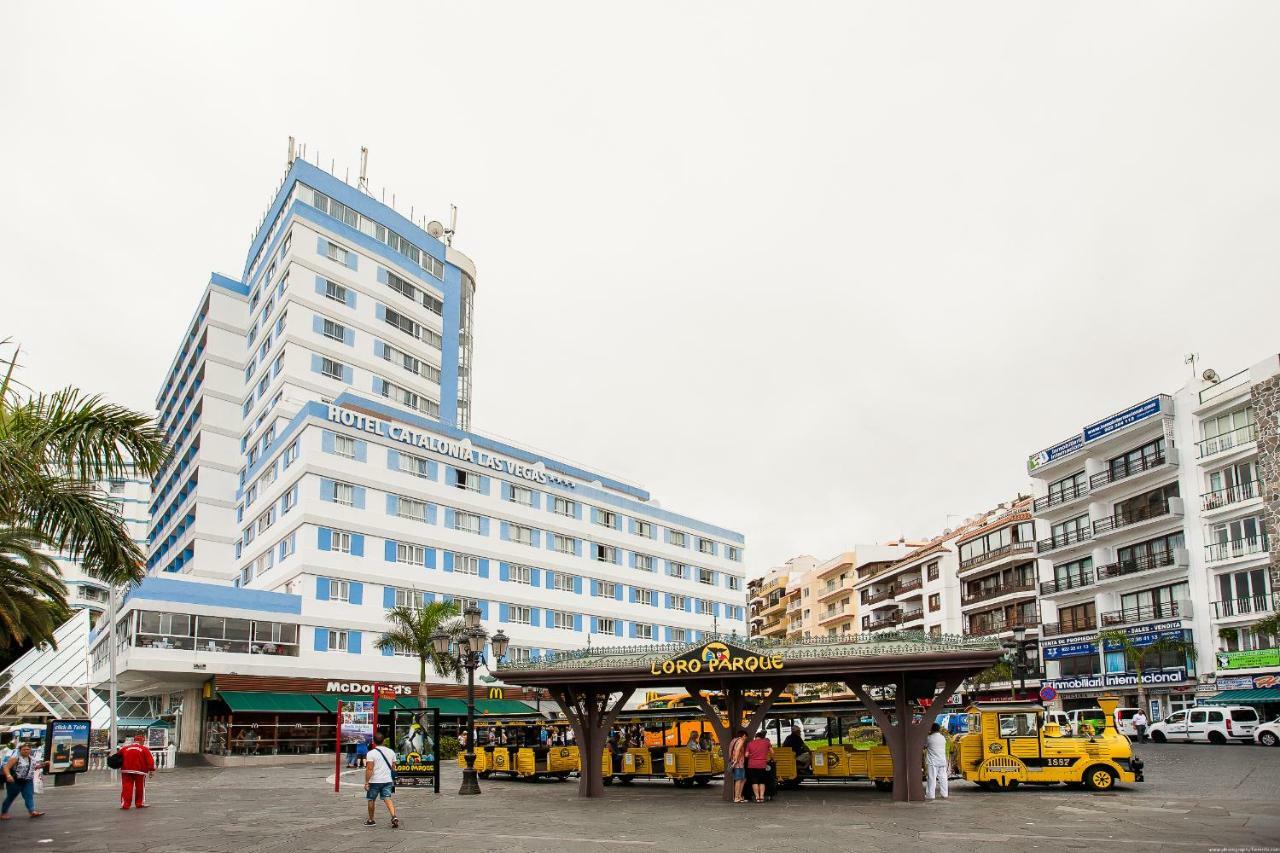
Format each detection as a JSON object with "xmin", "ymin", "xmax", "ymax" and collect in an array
[
  {"xmin": 44, "ymin": 719, "xmax": 91, "ymax": 774},
  {"xmin": 390, "ymin": 707, "xmax": 440, "ymax": 792}
]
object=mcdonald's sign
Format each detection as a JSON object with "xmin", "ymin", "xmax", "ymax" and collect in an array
[{"xmin": 487, "ymin": 687, "xmax": 505, "ymax": 700}]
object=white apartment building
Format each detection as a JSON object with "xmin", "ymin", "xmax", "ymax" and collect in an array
[{"xmin": 1029, "ymin": 353, "xmax": 1280, "ymax": 718}]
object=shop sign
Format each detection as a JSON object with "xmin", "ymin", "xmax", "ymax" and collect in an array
[
  {"xmin": 326, "ymin": 681, "xmax": 414, "ymax": 696},
  {"xmin": 44, "ymin": 720, "xmax": 91, "ymax": 774},
  {"xmin": 1101, "ymin": 622, "xmax": 1185, "ymax": 651},
  {"xmin": 1195, "ymin": 681, "xmax": 1219, "ymax": 698},
  {"xmin": 1043, "ymin": 642, "xmax": 1098, "ymax": 660},
  {"xmin": 1215, "ymin": 675, "xmax": 1255, "ymax": 691},
  {"xmin": 1215, "ymin": 648, "xmax": 1280, "ymax": 671},
  {"xmin": 1028, "ymin": 434, "xmax": 1085, "ymax": 471},
  {"xmin": 1083, "ymin": 396, "xmax": 1163, "ymax": 443},
  {"xmin": 648, "ymin": 641, "xmax": 784, "ymax": 677},
  {"xmin": 1045, "ymin": 668, "xmax": 1188, "ymax": 692},
  {"xmin": 1253, "ymin": 674, "xmax": 1278, "ymax": 689}
]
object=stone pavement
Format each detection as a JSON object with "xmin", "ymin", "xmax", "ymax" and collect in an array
[{"xmin": 1, "ymin": 743, "xmax": 1277, "ymax": 852}]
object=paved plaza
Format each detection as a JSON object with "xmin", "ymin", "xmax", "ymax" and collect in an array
[{"xmin": 2, "ymin": 744, "xmax": 1278, "ymax": 852}]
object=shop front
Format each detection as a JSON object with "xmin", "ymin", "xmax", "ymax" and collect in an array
[{"xmin": 1203, "ymin": 672, "xmax": 1280, "ymax": 720}]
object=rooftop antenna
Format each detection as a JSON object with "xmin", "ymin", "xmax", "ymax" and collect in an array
[
  {"xmin": 358, "ymin": 146, "xmax": 369, "ymax": 193},
  {"xmin": 445, "ymin": 204, "xmax": 458, "ymax": 246},
  {"xmin": 287, "ymin": 136, "xmax": 296, "ymax": 166},
  {"xmin": 1184, "ymin": 353, "xmax": 1199, "ymax": 378}
]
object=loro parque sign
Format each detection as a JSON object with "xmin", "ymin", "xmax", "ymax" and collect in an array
[{"xmin": 649, "ymin": 641, "xmax": 785, "ymax": 677}]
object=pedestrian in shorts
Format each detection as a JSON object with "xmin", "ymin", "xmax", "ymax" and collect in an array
[{"xmin": 363, "ymin": 733, "xmax": 400, "ymax": 829}]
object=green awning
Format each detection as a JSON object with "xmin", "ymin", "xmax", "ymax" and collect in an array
[
  {"xmin": 312, "ymin": 695, "xmax": 469, "ymax": 716},
  {"xmin": 475, "ymin": 699, "xmax": 541, "ymax": 717},
  {"xmin": 1202, "ymin": 688, "xmax": 1280, "ymax": 705},
  {"xmin": 217, "ymin": 692, "xmax": 326, "ymax": 713},
  {"xmin": 399, "ymin": 697, "xmax": 469, "ymax": 716},
  {"xmin": 145, "ymin": 719, "xmax": 173, "ymax": 728}
]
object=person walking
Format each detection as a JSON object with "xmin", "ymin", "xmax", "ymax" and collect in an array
[
  {"xmin": 924, "ymin": 723, "xmax": 949, "ymax": 801},
  {"xmin": 744, "ymin": 731, "xmax": 773, "ymax": 803},
  {"xmin": 119, "ymin": 735, "xmax": 156, "ymax": 809},
  {"xmin": 1132, "ymin": 710, "xmax": 1149, "ymax": 744},
  {"xmin": 1, "ymin": 743, "xmax": 46, "ymax": 819},
  {"xmin": 355, "ymin": 737, "xmax": 370, "ymax": 768},
  {"xmin": 363, "ymin": 733, "xmax": 400, "ymax": 829},
  {"xmin": 728, "ymin": 728, "xmax": 749, "ymax": 803}
]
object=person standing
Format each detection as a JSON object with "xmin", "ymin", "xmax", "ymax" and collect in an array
[
  {"xmin": 744, "ymin": 731, "xmax": 773, "ymax": 803},
  {"xmin": 355, "ymin": 737, "xmax": 370, "ymax": 768},
  {"xmin": 924, "ymin": 723, "xmax": 949, "ymax": 801},
  {"xmin": 728, "ymin": 728, "xmax": 749, "ymax": 803},
  {"xmin": 1, "ymin": 743, "xmax": 46, "ymax": 819},
  {"xmin": 363, "ymin": 733, "xmax": 400, "ymax": 829},
  {"xmin": 1132, "ymin": 710, "xmax": 1149, "ymax": 744},
  {"xmin": 119, "ymin": 735, "xmax": 156, "ymax": 809}
]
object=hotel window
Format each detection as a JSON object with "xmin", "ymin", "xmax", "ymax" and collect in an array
[
  {"xmin": 330, "ymin": 530, "xmax": 352, "ymax": 554},
  {"xmin": 1109, "ymin": 437, "xmax": 1165, "ymax": 479},
  {"xmin": 279, "ymin": 533, "xmax": 296, "ymax": 559},
  {"xmin": 726, "ymin": 546, "xmax": 741, "ymax": 562},
  {"xmin": 333, "ymin": 434, "xmax": 356, "ymax": 458},
  {"xmin": 510, "ymin": 605, "xmax": 531, "ymax": 625},
  {"xmin": 381, "ymin": 379, "xmax": 440, "ymax": 418},
  {"xmin": 635, "ymin": 554, "xmax": 654, "ymax": 572},
  {"xmin": 1117, "ymin": 531, "xmax": 1185, "ymax": 569},
  {"xmin": 454, "ymin": 469, "xmax": 482, "ymax": 492},
  {"xmin": 1057, "ymin": 601, "xmax": 1095, "ymax": 633},
  {"xmin": 255, "ymin": 508, "xmax": 275, "ymax": 534},
  {"xmin": 327, "ymin": 630, "xmax": 348, "ymax": 651},
  {"xmin": 330, "ymin": 579, "xmax": 351, "ymax": 602},
  {"xmin": 1119, "ymin": 581, "xmax": 1188, "ymax": 622},
  {"xmin": 593, "ymin": 543, "xmax": 616, "ymax": 563},
  {"xmin": 509, "ymin": 485, "xmax": 534, "ymax": 506},
  {"xmin": 454, "ymin": 511, "xmax": 481, "ymax": 534},
  {"xmin": 698, "ymin": 568, "xmax": 715, "ymax": 585},
  {"xmin": 397, "ymin": 452, "xmax": 432, "ymax": 478},
  {"xmin": 635, "ymin": 520, "xmax": 653, "ymax": 539},
  {"xmin": 552, "ymin": 497, "xmax": 576, "ymax": 517},
  {"xmin": 326, "ymin": 242, "xmax": 350, "ymax": 265},
  {"xmin": 507, "ymin": 646, "xmax": 532, "ymax": 663},
  {"xmin": 698, "ymin": 599, "xmax": 714, "ymax": 616},
  {"xmin": 511, "ymin": 524, "xmax": 534, "ymax": 546},
  {"xmin": 671, "ymin": 595, "xmax": 688, "ymax": 611},
  {"xmin": 669, "ymin": 530, "xmax": 687, "ymax": 547},
  {"xmin": 698, "ymin": 538, "xmax": 715, "ymax": 555},
  {"xmin": 635, "ymin": 624, "xmax": 654, "ymax": 640},
  {"xmin": 1217, "ymin": 567, "xmax": 1268, "ymax": 609},
  {"xmin": 552, "ymin": 611, "xmax": 574, "ymax": 631},
  {"xmin": 398, "ymin": 497, "xmax": 428, "ymax": 521},
  {"xmin": 671, "ymin": 628, "xmax": 688, "ymax": 643},
  {"xmin": 595, "ymin": 581, "xmax": 618, "ymax": 598},
  {"xmin": 727, "ymin": 576, "xmax": 741, "ymax": 591},
  {"xmin": 552, "ymin": 534, "xmax": 576, "ymax": 555},
  {"xmin": 552, "ymin": 573, "xmax": 577, "ymax": 593},
  {"xmin": 927, "ymin": 562, "xmax": 940, "ymax": 581},
  {"xmin": 509, "ymin": 564, "xmax": 532, "ymax": 585},
  {"xmin": 1053, "ymin": 557, "xmax": 1092, "ymax": 590},
  {"xmin": 928, "ymin": 593, "xmax": 941, "ymax": 612},
  {"xmin": 595, "ymin": 509, "xmax": 616, "ymax": 528},
  {"xmin": 1049, "ymin": 471, "xmax": 1088, "ymax": 503},
  {"xmin": 637, "ymin": 589, "xmax": 654, "ymax": 606},
  {"xmin": 396, "ymin": 543, "xmax": 425, "ymax": 565},
  {"xmin": 283, "ymin": 441, "xmax": 298, "ymax": 468},
  {"xmin": 386, "ymin": 269, "xmax": 444, "ymax": 314},
  {"xmin": 454, "ymin": 553, "xmax": 480, "ymax": 576},
  {"xmin": 669, "ymin": 562, "xmax": 689, "ymax": 580},
  {"xmin": 596, "ymin": 618, "xmax": 616, "ymax": 635},
  {"xmin": 1051, "ymin": 515, "xmax": 1090, "ymax": 544},
  {"xmin": 333, "ymin": 482, "xmax": 355, "ymax": 507},
  {"xmin": 321, "ymin": 318, "xmax": 346, "ymax": 342},
  {"xmin": 382, "ymin": 342, "xmax": 440, "ymax": 384},
  {"xmin": 324, "ymin": 280, "xmax": 348, "ymax": 304}
]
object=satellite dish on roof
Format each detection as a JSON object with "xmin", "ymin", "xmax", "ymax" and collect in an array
[
  {"xmin": 1202, "ymin": 368, "xmax": 1220, "ymax": 383},
  {"xmin": 426, "ymin": 220, "xmax": 445, "ymax": 239}
]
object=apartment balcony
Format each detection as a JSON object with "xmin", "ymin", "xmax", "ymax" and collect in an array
[
  {"xmin": 1204, "ymin": 535, "xmax": 1270, "ymax": 566},
  {"xmin": 1100, "ymin": 601, "xmax": 1184, "ymax": 628},
  {"xmin": 1039, "ymin": 570, "xmax": 1096, "ymax": 597},
  {"xmin": 1213, "ymin": 592, "xmax": 1280, "ymax": 620},
  {"xmin": 1197, "ymin": 422, "xmax": 1258, "ymax": 462},
  {"xmin": 863, "ymin": 611, "xmax": 902, "ymax": 631},
  {"xmin": 900, "ymin": 608, "xmax": 925, "ymax": 626},
  {"xmin": 1037, "ymin": 527, "xmax": 1093, "ymax": 556},
  {"xmin": 1033, "ymin": 481, "xmax": 1090, "ymax": 516},
  {"xmin": 1095, "ymin": 548, "xmax": 1188, "ymax": 582},
  {"xmin": 818, "ymin": 605, "xmax": 853, "ymax": 627},
  {"xmin": 1040, "ymin": 616, "xmax": 1098, "ymax": 637},
  {"xmin": 817, "ymin": 582, "xmax": 852, "ymax": 603},
  {"xmin": 962, "ymin": 579, "xmax": 1037, "ymax": 607},
  {"xmin": 895, "ymin": 574, "xmax": 924, "ymax": 595},
  {"xmin": 862, "ymin": 587, "xmax": 897, "ymax": 606},
  {"xmin": 1088, "ymin": 449, "xmax": 1179, "ymax": 497},
  {"xmin": 962, "ymin": 616, "xmax": 1040, "ymax": 638},
  {"xmin": 1091, "ymin": 497, "xmax": 1183, "ymax": 539},
  {"xmin": 1200, "ymin": 480, "xmax": 1261, "ymax": 515},
  {"xmin": 958, "ymin": 541, "xmax": 1035, "ymax": 575},
  {"xmin": 786, "ymin": 598, "xmax": 803, "ymax": 613}
]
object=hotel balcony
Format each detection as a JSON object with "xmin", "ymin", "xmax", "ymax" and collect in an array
[
  {"xmin": 894, "ymin": 574, "xmax": 924, "ymax": 599},
  {"xmin": 1039, "ymin": 570, "xmax": 1096, "ymax": 597},
  {"xmin": 962, "ymin": 616, "xmax": 1040, "ymax": 638},
  {"xmin": 1095, "ymin": 548, "xmax": 1188, "ymax": 583},
  {"xmin": 958, "ymin": 541, "xmax": 1035, "ymax": 575},
  {"xmin": 1099, "ymin": 601, "xmax": 1184, "ymax": 628},
  {"xmin": 1213, "ymin": 592, "xmax": 1280, "ymax": 620},
  {"xmin": 863, "ymin": 610, "xmax": 902, "ymax": 631},
  {"xmin": 758, "ymin": 617, "xmax": 788, "ymax": 639},
  {"xmin": 1037, "ymin": 527, "xmax": 1093, "ymax": 557},
  {"xmin": 900, "ymin": 607, "xmax": 925, "ymax": 625},
  {"xmin": 862, "ymin": 586, "xmax": 897, "ymax": 606},
  {"xmin": 1040, "ymin": 616, "xmax": 1098, "ymax": 637},
  {"xmin": 961, "ymin": 579, "xmax": 1036, "ymax": 607},
  {"xmin": 1204, "ymin": 535, "xmax": 1270, "ymax": 566},
  {"xmin": 817, "ymin": 581, "xmax": 853, "ymax": 603},
  {"xmin": 1200, "ymin": 480, "xmax": 1261, "ymax": 516},
  {"xmin": 1032, "ymin": 481, "xmax": 1090, "ymax": 517},
  {"xmin": 1087, "ymin": 448, "xmax": 1179, "ymax": 497},
  {"xmin": 1091, "ymin": 497, "xmax": 1183, "ymax": 539},
  {"xmin": 818, "ymin": 604, "xmax": 853, "ymax": 627},
  {"xmin": 1197, "ymin": 422, "xmax": 1258, "ymax": 463}
]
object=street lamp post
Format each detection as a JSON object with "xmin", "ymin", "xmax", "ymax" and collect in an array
[
  {"xmin": 431, "ymin": 605, "xmax": 509, "ymax": 796},
  {"xmin": 1006, "ymin": 625, "xmax": 1037, "ymax": 701}
]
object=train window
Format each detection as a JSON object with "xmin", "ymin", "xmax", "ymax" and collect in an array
[{"xmin": 998, "ymin": 712, "xmax": 1038, "ymax": 737}]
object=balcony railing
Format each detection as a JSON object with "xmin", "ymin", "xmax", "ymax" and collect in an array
[
  {"xmin": 896, "ymin": 575, "xmax": 924, "ymax": 594},
  {"xmin": 1033, "ymin": 482, "xmax": 1090, "ymax": 514},
  {"xmin": 1198, "ymin": 368, "xmax": 1249, "ymax": 405},
  {"xmin": 1096, "ymin": 550, "xmax": 1182, "ymax": 581},
  {"xmin": 1201, "ymin": 480, "xmax": 1260, "ymax": 512},
  {"xmin": 962, "ymin": 617, "xmax": 1039, "ymax": 637},
  {"xmin": 863, "ymin": 611, "xmax": 903, "ymax": 631},
  {"xmin": 1197, "ymin": 422, "xmax": 1258, "ymax": 459},
  {"xmin": 900, "ymin": 608, "xmax": 925, "ymax": 623},
  {"xmin": 1089, "ymin": 452, "xmax": 1167, "ymax": 490},
  {"xmin": 1205, "ymin": 535, "xmax": 1269, "ymax": 564},
  {"xmin": 1100, "ymin": 601, "xmax": 1183, "ymax": 627},
  {"xmin": 1037, "ymin": 527, "xmax": 1092, "ymax": 553},
  {"xmin": 1092, "ymin": 499, "xmax": 1175, "ymax": 535},
  {"xmin": 1213, "ymin": 592, "xmax": 1280, "ymax": 619},
  {"xmin": 863, "ymin": 587, "xmax": 896, "ymax": 606},
  {"xmin": 962, "ymin": 580, "xmax": 1037, "ymax": 606},
  {"xmin": 1040, "ymin": 617, "xmax": 1097, "ymax": 637},
  {"xmin": 959, "ymin": 541, "xmax": 1035, "ymax": 572},
  {"xmin": 1040, "ymin": 571, "xmax": 1096, "ymax": 596},
  {"xmin": 819, "ymin": 606, "xmax": 851, "ymax": 623}
]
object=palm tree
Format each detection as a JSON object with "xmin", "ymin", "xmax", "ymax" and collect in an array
[
  {"xmin": 374, "ymin": 600, "xmax": 465, "ymax": 708},
  {"xmin": 0, "ymin": 527, "xmax": 70, "ymax": 648},
  {"xmin": 0, "ymin": 344, "xmax": 167, "ymax": 595},
  {"xmin": 1099, "ymin": 629, "xmax": 1198, "ymax": 712}
]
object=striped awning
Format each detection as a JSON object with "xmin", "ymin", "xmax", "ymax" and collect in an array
[{"xmin": 1201, "ymin": 688, "xmax": 1280, "ymax": 705}]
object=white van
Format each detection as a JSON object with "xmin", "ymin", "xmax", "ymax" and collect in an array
[
  {"xmin": 1113, "ymin": 707, "xmax": 1142, "ymax": 737},
  {"xmin": 1147, "ymin": 706, "xmax": 1259, "ymax": 744}
]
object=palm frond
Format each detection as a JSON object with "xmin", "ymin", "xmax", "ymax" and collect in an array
[{"xmin": 0, "ymin": 526, "xmax": 69, "ymax": 649}]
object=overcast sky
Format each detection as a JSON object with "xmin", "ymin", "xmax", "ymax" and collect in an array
[{"xmin": 4, "ymin": 2, "xmax": 1279, "ymax": 574}]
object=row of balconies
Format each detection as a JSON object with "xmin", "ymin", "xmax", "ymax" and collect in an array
[
  {"xmin": 962, "ymin": 615, "xmax": 1040, "ymax": 637},
  {"xmin": 1041, "ymin": 600, "xmax": 1184, "ymax": 637},
  {"xmin": 958, "ymin": 541, "xmax": 1035, "ymax": 573},
  {"xmin": 1041, "ymin": 536, "xmax": 1266, "ymax": 600},
  {"xmin": 1037, "ymin": 496, "xmax": 1184, "ymax": 556},
  {"xmin": 961, "ymin": 579, "xmax": 1036, "ymax": 606}
]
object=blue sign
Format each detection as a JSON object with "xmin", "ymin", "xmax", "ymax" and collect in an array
[
  {"xmin": 1102, "ymin": 625, "xmax": 1186, "ymax": 651},
  {"xmin": 1028, "ymin": 434, "xmax": 1085, "ymax": 472},
  {"xmin": 1039, "ymin": 684, "xmax": 1057, "ymax": 702},
  {"xmin": 1043, "ymin": 641, "xmax": 1098, "ymax": 660},
  {"xmin": 1083, "ymin": 396, "xmax": 1163, "ymax": 443}
]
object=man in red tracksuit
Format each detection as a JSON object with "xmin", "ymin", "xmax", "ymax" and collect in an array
[{"xmin": 119, "ymin": 736, "xmax": 155, "ymax": 809}]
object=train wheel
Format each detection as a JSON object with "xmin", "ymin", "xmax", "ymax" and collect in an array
[{"xmin": 1085, "ymin": 766, "xmax": 1115, "ymax": 791}]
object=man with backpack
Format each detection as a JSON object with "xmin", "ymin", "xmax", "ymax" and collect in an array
[
  {"xmin": 117, "ymin": 735, "xmax": 155, "ymax": 809},
  {"xmin": 363, "ymin": 732, "xmax": 399, "ymax": 828}
]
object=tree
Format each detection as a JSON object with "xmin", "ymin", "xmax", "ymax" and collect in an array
[
  {"xmin": 1252, "ymin": 610, "xmax": 1280, "ymax": 644},
  {"xmin": 1099, "ymin": 629, "xmax": 1198, "ymax": 711},
  {"xmin": 374, "ymin": 600, "xmax": 465, "ymax": 708},
  {"xmin": 970, "ymin": 660, "xmax": 1013, "ymax": 690},
  {"xmin": 0, "ymin": 527, "xmax": 70, "ymax": 648}
]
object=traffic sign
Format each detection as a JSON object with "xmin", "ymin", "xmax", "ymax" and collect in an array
[{"xmin": 1038, "ymin": 684, "xmax": 1057, "ymax": 702}]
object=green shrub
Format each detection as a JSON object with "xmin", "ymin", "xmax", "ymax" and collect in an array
[{"xmin": 437, "ymin": 736, "xmax": 460, "ymax": 760}]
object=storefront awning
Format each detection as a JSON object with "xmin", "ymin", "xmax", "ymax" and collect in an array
[
  {"xmin": 1202, "ymin": 688, "xmax": 1280, "ymax": 705},
  {"xmin": 475, "ymin": 699, "xmax": 541, "ymax": 716},
  {"xmin": 217, "ymin": 692, "xmax": 325, "ymax": 713}
]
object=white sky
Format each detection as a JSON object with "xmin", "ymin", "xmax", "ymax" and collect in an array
[{"xmin": 4, "ymin": 2, "xmax": 1279, "ymax": 573}]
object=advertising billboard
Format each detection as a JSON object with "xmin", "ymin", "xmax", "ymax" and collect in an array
[
  {"xmin": 391, "ymin": 707, "xmax": 440, "ymax": 792},
  {"xmin": 44, "ymin": 719, "xmax": 91, "ymax": 774}
]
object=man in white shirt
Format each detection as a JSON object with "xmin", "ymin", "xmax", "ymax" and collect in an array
[
  {"xmin": 363, "ymin": 733, "xmax": 400, "ymax": 829},
  {"xmin": 924, "ymin": 723, "xmax": 949, "ymax": 800},
  {"xmin": 1132, "ymin": 710, "xmax": 1149, "ymax": 743}
]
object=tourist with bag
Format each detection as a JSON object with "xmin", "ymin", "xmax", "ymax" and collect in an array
[
  {"xmin": 1, "ymin": 742, "xmax": 46, "ymax": 819},
  {"xmin": 363, "ymin": 732, "xmax": 400, "ymax": 829}
]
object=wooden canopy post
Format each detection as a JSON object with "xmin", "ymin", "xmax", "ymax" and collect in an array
[
  {"xmin": 688, "ymin": 680, "xmax": 787, "ymax": 803},
  {"xmin": 551, "ymin": 684, "xmax": 633, "ymax": 798}
]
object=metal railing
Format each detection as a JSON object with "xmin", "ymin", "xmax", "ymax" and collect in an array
[
  {"xmin": 1198, "ymin": 368, "xmax": 1249, "ymax": 405},
  {"xmin": 1201, "ymin": 480, "xmax": 1260, "ymax": 512},
  {"xmin": 1213, "ymin": 592, "xmax": 1280, "ymax": 619},
  {"xmin": 863, "ymin": 611, "xmax": 903, "ymax": 631},
  {"xmin": 1037, "ymin": 527, "xmax": 1092, "ymax": 553},
  {"xmin": 958, "ymin": 541, "xmax": 1035, "ymax": 572},
  {"xmin": 1092, "ymin": 499, "xmax": 1173, "ymax": 535},
  {"xmin": 1089, "ymin": 452, "xmax": 1167, "ymax": 490},
  {"xmin": 896, "ymin": 575, "xmax": 924, "ymax": 594},
  {"xmin": 1205, "ymin": 534, "xmax": 1270, "ymax": 563},
  {"xmin": 1033, "ymin": 482, "xmax": 1090, "ymax": 514},
  {"xmin": 1040, "ymin": 617, "xmax": 1097, "ymax": 637},
  {"xmin": 1096, "ymin": 550, "xmax": 1181, "ymax": 580},
  {"xmin": 962, "ymin": 580, "xmax": 1037, "ymax": 605},
  {"xmin": 900, "ymin": 609, "xmax": 925, "ymax": 623},
  {"xmin": 1100, "ymin": 601, "xmax": 1182, "ymax": 627},
  {"xmin": 962, "ymin": 617, "xmax": 1040, "ymax": 637},
  {"xmin": 1197, "ymin": 422, "xmax": 1258, "ymax": 459},
  {"xmin": 1040, "ymin": 570, "xmax": 1096, "ymax": 595},
  {"xmin": 863, "ymin": 587, "xmax": 897, "ymax": 605}
]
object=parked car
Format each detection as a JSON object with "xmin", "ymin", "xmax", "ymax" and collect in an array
[
  {"xmin": 801, "ymin": 718, "xmax": 829, "ymax": 740},
  {"xmin": 1147, "ymin": 706, "xmax": 1259, "ymax": 744},
  {"xmin": 935, "ymin": 712, "xmax": 970, "ymax": 735},
  {"xmin": 1113, "ymin": 707, "xmax": 1143, "ymax": 737},
  {"xmin": 1253, "ymin": 716, "xmax": 1280, "ymax": 747}
]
